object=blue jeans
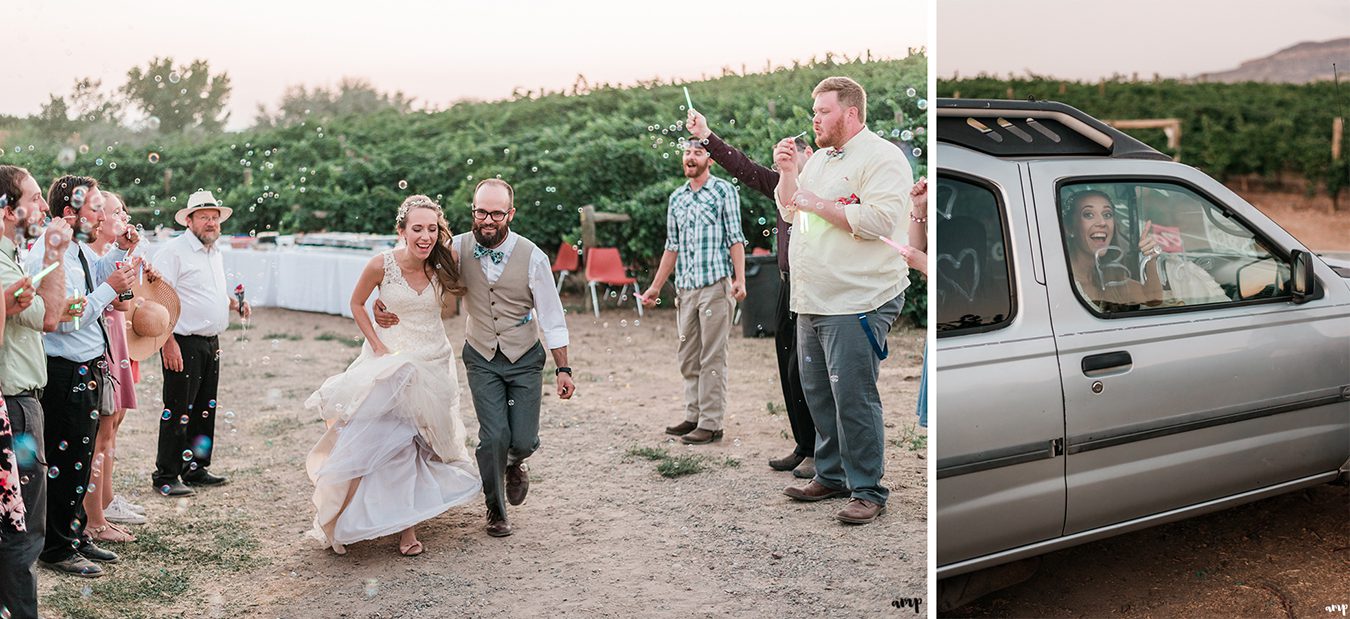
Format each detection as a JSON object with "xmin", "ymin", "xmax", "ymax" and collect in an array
[{"xmin": 796, "ymin": 293, "xmax": 903, "ymax": 506}]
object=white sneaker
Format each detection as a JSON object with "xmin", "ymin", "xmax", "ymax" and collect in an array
[
  {"xmin": 112, "ymin": 495, "xmax": 146, "ymax": 515},
  {"xmin": 105, "ymin": 497, "xmax": 148, "ymax": 525}
]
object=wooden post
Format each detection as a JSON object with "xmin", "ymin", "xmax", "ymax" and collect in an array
[
  {"xmin": 579, "ymin": 204, "xmax": 631, "ymax": 263},
  {"xmin": 163, "ymin": 169, "xmax": 172, "ymax": 196},
  {"xmin": 243, "ymin": 167, "xmax": 253, "ymax": 187},
  {"xmin": 581, "ymin": 204, "xmax": 596, "ymax": 258},
  {"xmin": 1333, "ymin": 117, "xmax": 1343, "ymax": 161},
  {"xmin": 767, "ymin": 99, "xmax": 775, "ymax": 117},
  {"xmin": 1006, "ymin": 86, "xmax": 1014, "ymax": 99}
]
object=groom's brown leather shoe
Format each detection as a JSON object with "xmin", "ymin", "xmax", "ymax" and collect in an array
[
  {"xmin": 664, "ymin": 420, "xmax": 697, "ymax": 436},
  {"xmin": 783, "ymin": 480, "xmax": 850, "ymax": 502},
  {"xmin": 486, "ymin": 513, "xmax": 513, "ymax": 537},
  {"xmin": 506, "ymin": 462, "xmax": 529, "ymax": 506}
]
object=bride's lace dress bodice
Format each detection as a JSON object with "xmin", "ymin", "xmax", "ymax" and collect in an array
[{"xmin": 376, "ymin": 251, "xmax": 452, "ymax": 361}]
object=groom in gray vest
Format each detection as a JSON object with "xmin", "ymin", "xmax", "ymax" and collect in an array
[
  {"xmin": 457, "ymin": 180, "xmax": 577, "ymax": 538},
  {"xmin": 376, "ymin": 179, "xmax": 574, "ymax": 537}
]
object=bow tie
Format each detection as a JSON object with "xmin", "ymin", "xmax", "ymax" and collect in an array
[
  {"xmin": 474, "ymin": 245, "xmax": 504, "ymax": 265},
  {"xmin": 825, "ymin": 148, "xmax": 846, "ymax": 161}
]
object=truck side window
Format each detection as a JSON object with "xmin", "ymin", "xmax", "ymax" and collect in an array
[
  {"xmin": 935, "ymin": 176, "xmax": 1014, "ymax": 334},
  {"xmin": 1059, "ymin": 180, "xmax": 1289, "ymax": 315}
]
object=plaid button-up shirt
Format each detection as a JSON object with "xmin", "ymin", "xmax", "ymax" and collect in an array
[{"xmin": 665, "ymin": 175, "xmax": 746, "ymax": 291}]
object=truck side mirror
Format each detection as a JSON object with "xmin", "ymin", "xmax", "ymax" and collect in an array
[{"xmin": 1291, "ymin": 249, "xmax": 1314, "ymax": 304}]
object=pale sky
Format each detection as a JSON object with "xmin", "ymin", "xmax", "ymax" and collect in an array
[
  {"xmin": 939, "ymin": 0, "xmax": 1349, "ymax": 80},
  {"xmin": 5, "ymin": 0, "xmax": 927, "ymax": 130}
]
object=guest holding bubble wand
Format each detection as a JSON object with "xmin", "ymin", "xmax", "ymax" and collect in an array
[
  {"xmin": 774, "ymin": 77, "xmax": 912, "ymax": 526},
  {"xmin": 684, "ymin": 108, "xmax": 820, "ymax": 476},
  {"xmin": 82, "ymin": 191, "xmax": 159, "ymax": 542},
  {"xmin": 0, "ymin": 166, "xmax": 80, "ymax": 604},
  {"xmin": 640, "ymin": 130, "xmax": 747, "ymax": 446},
  {"xmin": 24, "ymin": 176, "xmax": 138, "ymax": 576},
  {"xmin": 881, "ymin": 178, "xmax": 928, "ymax": 428}
]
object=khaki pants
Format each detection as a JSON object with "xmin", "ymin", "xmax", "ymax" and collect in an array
[{"xmin": 676, "ymin": 278, "xmax": 733, "ymax": 431}]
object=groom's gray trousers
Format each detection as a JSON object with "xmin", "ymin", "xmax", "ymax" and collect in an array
[{"xmin": 463, "ymin": 341, "xmax": 545, "ymax": 519}]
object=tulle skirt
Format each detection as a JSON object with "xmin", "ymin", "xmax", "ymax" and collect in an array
[{"xmin": 304, "ymin": 347, "xmax": 480, "ymax": 551}]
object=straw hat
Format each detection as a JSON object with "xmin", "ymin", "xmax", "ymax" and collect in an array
[
  {"xmin": 174, "ymin": 190, "xmax": 233, "ymax": 227},
  {"xmin": 125, "ymin": 277, "xmax": 182, "ymax": 361}
]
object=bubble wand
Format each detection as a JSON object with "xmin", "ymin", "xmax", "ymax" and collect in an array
[
  {"xmin": 683, "ymin": 86, "xmax": 694, "ymax": 112},
  {"xmin": 12, "ymin": 261, "xmax": 61, "ymax": 296}
]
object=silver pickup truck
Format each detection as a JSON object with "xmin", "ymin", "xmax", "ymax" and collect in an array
[{"xmin": 933, "ymin": 99, "xmax": 1350, "ymax": 606}]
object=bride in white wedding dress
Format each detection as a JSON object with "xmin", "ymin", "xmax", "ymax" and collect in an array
[{"xmin": 305, "ymin": 195, "xmax": 480, "ymax": 556}]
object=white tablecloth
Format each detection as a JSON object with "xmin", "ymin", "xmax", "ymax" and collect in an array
[
  {"xmin": 222, "ymin": 247, "xmax": 376, "ymax": 318},
  {"xmin": 143, "ymin": 243, "xmax": 378, "ymax": 317}
]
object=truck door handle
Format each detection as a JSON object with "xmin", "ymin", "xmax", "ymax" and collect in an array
[{"xmin": 1082, "ymin": 351, "xmax": 1132, "ymax": 377}]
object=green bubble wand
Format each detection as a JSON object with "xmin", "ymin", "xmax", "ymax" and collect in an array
[
  {"xmin": 12, "ymin": 260, "xmax": 61, "ymax": 296},
  {"xmin": 683, "ymin": 86, "xmax": 694, "ymax": 112}
]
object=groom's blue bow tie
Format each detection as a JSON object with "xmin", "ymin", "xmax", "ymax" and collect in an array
[{"xmin": 474, "ymin": 245, "xmax": 504, "ymax": 265}]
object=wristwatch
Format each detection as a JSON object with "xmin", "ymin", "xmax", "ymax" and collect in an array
[{"xmin": 555, "ymin": 366, "xmax": 572, "ymax": 376}]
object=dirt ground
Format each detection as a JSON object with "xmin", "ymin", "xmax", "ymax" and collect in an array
[
  {"xmin": 1244, "ymin": 189, "xmax": 1350, "ymax": 252},
  {"xmin": 943, "ymin": 186, "xmax": 1350, "ymax": 618},
  {"xmin": 36, "ymin": 297, "xmax": 927, "ymax": 619}
]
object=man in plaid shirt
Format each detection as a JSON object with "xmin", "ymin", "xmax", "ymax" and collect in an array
[{"xmin": 641, "ymin": 139, "xmax": 747, "ymax": 445}]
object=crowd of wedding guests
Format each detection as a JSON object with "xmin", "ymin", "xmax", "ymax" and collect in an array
[
  {"xmin": 645, "ymin": 76, "xmax": 926, "ymax": 526},
  {"xmin": 0, "ymin": 167, "xmax": 245, "ymax": 619},
  {"xmin": 0, "ymin": 74, "xmax": 924, "ymax": 617}
]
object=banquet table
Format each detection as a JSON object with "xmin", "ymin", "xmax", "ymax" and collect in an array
[{"xmin": 142, "ymin": 243, "xmax": 380, "ymax": 318}]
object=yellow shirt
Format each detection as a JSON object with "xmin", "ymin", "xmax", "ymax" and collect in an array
[{"xmin": 780, "ymin": 128, "xmax": 913, "ymax": 315}]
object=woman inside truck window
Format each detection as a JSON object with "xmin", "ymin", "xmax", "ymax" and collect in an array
[{"xmin": 1062, "ymin": 190, "xmax": 1165, "ymax": 312}]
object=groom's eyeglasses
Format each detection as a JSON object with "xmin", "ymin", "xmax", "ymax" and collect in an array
[{"xmin": 472, "ymin": 209, "xmax": 508, "ymax": 222}]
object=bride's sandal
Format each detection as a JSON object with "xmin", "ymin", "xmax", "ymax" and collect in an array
[
  {"xmin": 89, "ymin": 524, "xmax": 136, "ymax": 543},
  {"xmin": 398, "ymin": 539, "xmax": 423, "ymax": 557}
]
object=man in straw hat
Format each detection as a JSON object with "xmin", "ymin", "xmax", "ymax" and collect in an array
[
  {"xmin": 150, "ymin": 190, "xmax": 248, "ymax": 497},
  {"xmin": 23, "ymin": 175, "xmax": 140, "ymax": 576}
]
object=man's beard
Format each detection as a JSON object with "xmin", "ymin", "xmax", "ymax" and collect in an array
[
  {"xmin": 815, "ymin": 119, "xmax": 842, "ymax": 149},
  {"xmin": 473, "ymin": 222, "xmax": 508, "ymax": 248},
  {"xmin": 683, "ymin": 161, "xmax": 707, "ymax": 178},
  {"xmin": 195, "ymin": 229, "xmax": 220, "ymax": 246}
]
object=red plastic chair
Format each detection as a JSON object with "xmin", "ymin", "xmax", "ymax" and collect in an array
[
  {"xmin": 552, "ymin": 242, "xmax": 579, "ymax": 292},
  {"xmin": 584, "ymin": 247, "xmax": 642, "ymax": 318}
]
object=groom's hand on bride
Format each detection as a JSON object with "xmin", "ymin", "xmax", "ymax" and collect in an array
[
  {"xmin": 556, "ymin": 373, "xmax": 575, "ymax": 400},
  {"xmin": 373, "ymin": 298, "xmax": 399, "ymax": 327}
]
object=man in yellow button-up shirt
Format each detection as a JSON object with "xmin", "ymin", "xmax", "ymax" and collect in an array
[{"xmin": 773, "ymin": 77, "xmax": 913, "ymax": 525}]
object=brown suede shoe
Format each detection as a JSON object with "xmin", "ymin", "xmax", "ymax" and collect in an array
[
  {"xmin": 836, "ymin": 498, "xmax": 886, "ymax": 524},
  {"xmin": 768, "ymin": 451, "xmax": 806, "ymax": 471},
  {"xmin": 664, "ymin": 420, "xmax": 698, "ymax": 436},
  {"xmin": 680, "ymin": 428, "xmax": 724, "ymax": 445},
  {"xmin": 783, "ymin": 480, "xmax": 850, "ymax": 502},
  {"xmin": 506, "ymin": 462, "xmax": 529, "ymax": 506},
  {"xmin": 486, "ymin": 512, "xmax": 513, "ymax": 537}
]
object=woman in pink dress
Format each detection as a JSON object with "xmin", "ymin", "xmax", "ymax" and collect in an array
[{"xmin": 82, "ymin": 191, "xmax": 147, "ymax": 543}]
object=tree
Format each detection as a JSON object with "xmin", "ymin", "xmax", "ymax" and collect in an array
[
  {"xmin": 122, "ymin": 57, "xmax": 231, "ymax": 133},
  {"xmin": 254, "ymin": 78, "xmax": 415, "ymax": 128},
  {"xmin": 67, "ymin": 78, "xmax": 125, "ymax": 125}
]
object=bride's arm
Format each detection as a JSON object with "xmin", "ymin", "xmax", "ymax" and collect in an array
[{"xmin": 352, "ymin": 255, "xmax": 390, "ymax": 356}]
